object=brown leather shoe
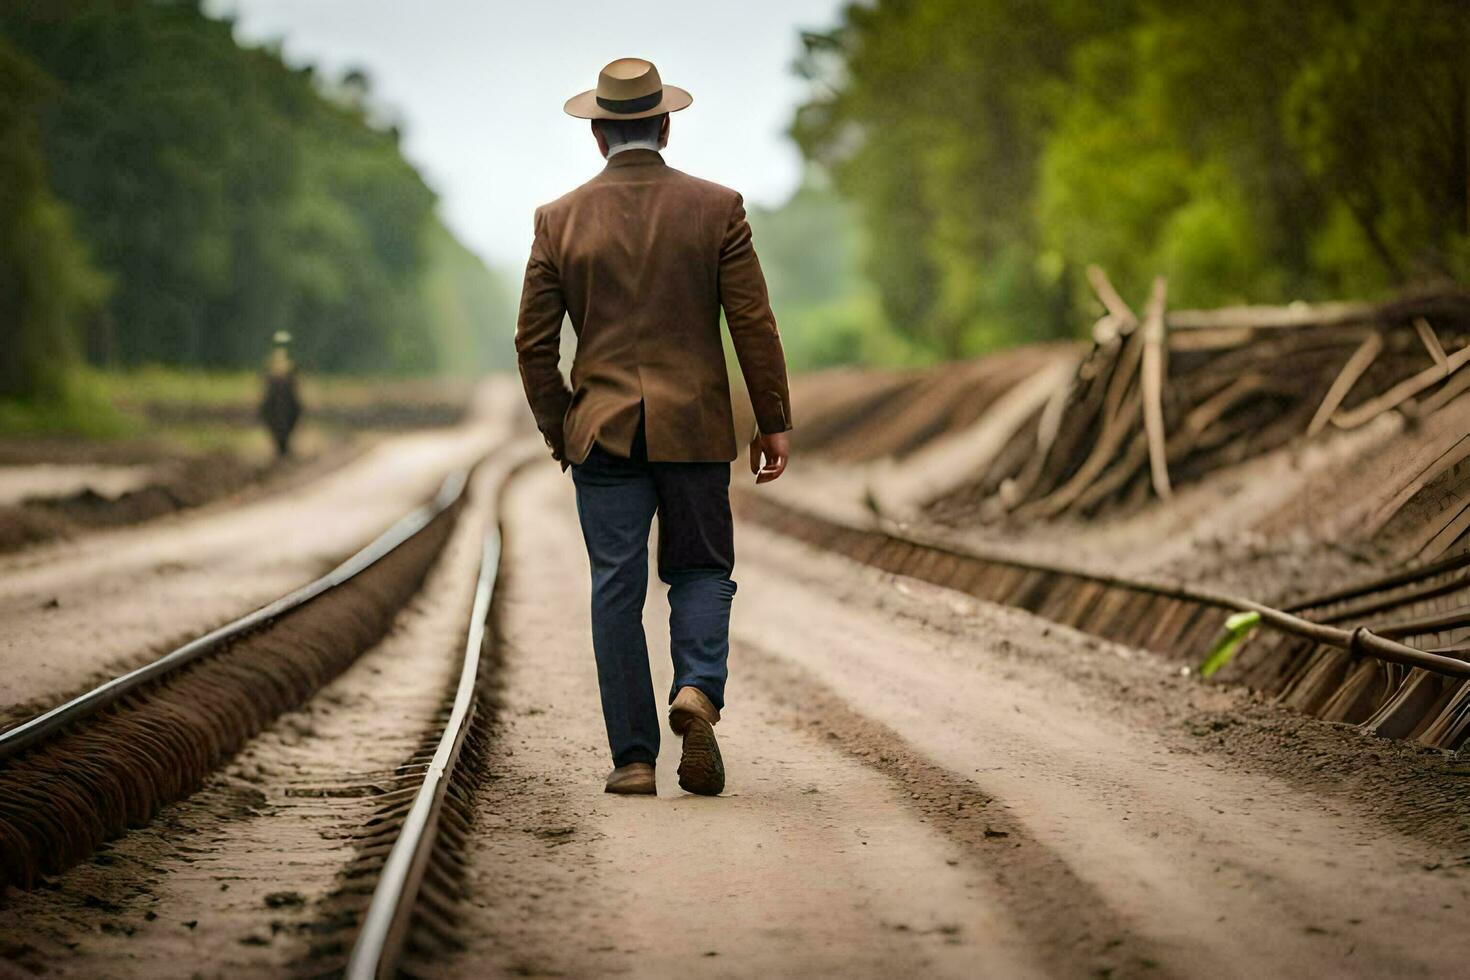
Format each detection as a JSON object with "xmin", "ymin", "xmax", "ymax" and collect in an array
[
  {"xmin": 669, "ymin": 687, "xmax": 724, "ymax": 796},
  {"xmin": 604, "ymin": 762, "xmax": 656, "ymax": 795}
]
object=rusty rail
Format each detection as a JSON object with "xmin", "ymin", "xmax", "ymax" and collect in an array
[
  {"xmin": 342, "ymin": 447, "xmax": 541, "ymax": 978},
  {"xmin": 345, "ymin": 523, "xmax": 502, "ymax": 979}
]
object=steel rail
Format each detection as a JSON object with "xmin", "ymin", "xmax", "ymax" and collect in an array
[
  {"xmin": 345, "ymin": 521, "xmax": 501, "ymax": 980},
  {"xmin": 0, "ymin": 468, "xmax": 471, "ymax": 763}
]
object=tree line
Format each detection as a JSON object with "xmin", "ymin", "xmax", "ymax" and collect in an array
[
  {"xmin": 792, "ymin": 0, "xmax": 1470, "ymax": 358},
  {"xmin": 1, "ymin": 0, "xmax": 513, "ymax": 404}
]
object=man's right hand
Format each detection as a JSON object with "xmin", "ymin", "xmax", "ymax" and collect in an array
[{"xmin": 748, "ymin": 431, "xmax": 790, "ymax": 484}]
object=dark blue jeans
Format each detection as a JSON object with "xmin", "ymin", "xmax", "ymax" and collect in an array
[{"xmin": 571, "ymin": 435, "xmax": 736, "ymax": 768}]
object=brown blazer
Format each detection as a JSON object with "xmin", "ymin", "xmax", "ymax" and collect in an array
[{"xmin": 515, "ymin": 148, "xmax": 792, "ymax": 465}]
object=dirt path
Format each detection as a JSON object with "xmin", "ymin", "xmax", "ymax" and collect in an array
[
  {"xmin": 0, "ymin": 381, "xmax": 518, "ymax": 728},
  {"xmin": 452, "ymin": 463, "xmax": 1470, "ymax": 978},
  {"xmin": 452, "ymin": 463, "xmax": 1047, "ymax": 978}
]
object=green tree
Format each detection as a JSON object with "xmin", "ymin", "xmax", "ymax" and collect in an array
[
  {"xmin": 418, "ymin": 222, "xmax": 518, "ymax": 374},
  {"xmin": 794, "ymin": 0, "xmax": 1470, "ymax": 353},
  {"xmin": 0, "ymin": 37, "xmax": 105, "ymax": 401},
  {"xmin": 794, "ymin": 0, "xmax": 1130, "ymax": 354},
  {"xmin": 1283, "ymin": 0, "xmax": 1470, "ymax": 288},
  {"xmin": 748, "ymin": 173, "xmax": 922, "ymax": 369},
  {"xmin": 2, "ymin": 1, "xmax": 509, "ymax": 377}
]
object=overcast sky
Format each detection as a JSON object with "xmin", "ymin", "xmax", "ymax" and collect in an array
[{"xmin": 212, "ymin": 0, "xmax": 845, "ymax": 269}]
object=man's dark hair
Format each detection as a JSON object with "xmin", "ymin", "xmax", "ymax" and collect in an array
[{"xmin": 594, "ymin": 112, "xmax": 666, "ymax": 146}]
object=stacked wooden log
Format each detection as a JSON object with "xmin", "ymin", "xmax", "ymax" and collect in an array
[
  {"xmin": 928, "ymin": 271, "xmax": 1470, "ymax": 522},
  {"xmin": 792, "ymin": 345, "xmax": 1076, "ymax": 463}
]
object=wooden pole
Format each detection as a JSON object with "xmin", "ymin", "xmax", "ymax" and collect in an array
[
  {"xmin": 1333, "ymin": 342, "xmax": 1470, "ymax": 429},
  {"xmin": 1412, "ymin": 316, "xmax": 1449, "ymax": 371},
  {"xmin": 1086, "ymin": 265, "xmax": 1138, "ymax": 333},
  {"xmin": 1307, "ymin": 331, "xmax": 1384, "ymax": 437},
  {"xmin": 1141, "ymin": 276, "xmax": 1172, "ymax": 500}
]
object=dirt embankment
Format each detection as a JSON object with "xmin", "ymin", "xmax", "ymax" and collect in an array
[
  {"xmin": 779, "ymin": 295, "xmax": 1470, "ymax": 757},
  {"xmin": 0, "ymin": 445, "xmax": 362, "ymax": 555},
  {"xmin": 0, "ymin": 373, "xmax": 482, "ymax": 556}
]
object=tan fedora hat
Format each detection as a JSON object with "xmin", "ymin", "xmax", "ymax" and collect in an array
[{"xmin": 564, "ymin": 57, "xmax": 693, "ymax": 120}]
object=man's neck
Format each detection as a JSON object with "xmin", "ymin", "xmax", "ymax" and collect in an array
[{"xmin": 606, "ymin": 139, "xmax": 662, "ymax": 158}]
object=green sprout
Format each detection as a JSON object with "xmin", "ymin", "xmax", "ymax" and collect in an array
[{"xmin": 1199, "ymin": 611, "xmax": 1261, "ymax": 678}]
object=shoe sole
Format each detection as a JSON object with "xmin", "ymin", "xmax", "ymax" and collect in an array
[
  {"xmin": 604, "ymin": 783, "xmax": 656, "ymax": 795},
  {"xmin": 677, "ymin": 718, "xmax": 724, "ymax": 796}
]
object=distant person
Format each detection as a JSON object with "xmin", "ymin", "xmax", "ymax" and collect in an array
[
  {"xmin": 515, "ymin": 58, "xmax": 793, "ymax": 797},
  {"xmin": 260, "ymin": 330, "xmax": 301, "ymax": 459}
]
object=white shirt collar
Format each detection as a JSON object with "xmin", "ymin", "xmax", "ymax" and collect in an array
[{"xmin": 607, "ymin": 139, "xmax": 662, "ymax": 158}]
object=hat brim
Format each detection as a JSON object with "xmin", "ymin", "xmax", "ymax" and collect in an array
[{"xmin": 564, "ymin": 85, "xmax": 693, "ymax": 120}]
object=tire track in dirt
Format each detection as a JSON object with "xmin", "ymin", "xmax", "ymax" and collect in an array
[
  {"xmin": 739, "ymin": 640, "xmax": 1172, "ymax": 979},
  {"xmin": 730, "ymin": 521, "xmax": 1470, "ymax": 977},
  {"xmin": 445, "ymin": 462, "xmax": 1047, "ymax": 979}
]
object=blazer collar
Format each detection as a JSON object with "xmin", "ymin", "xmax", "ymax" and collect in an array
[{"xmin": 604, "ymin": 148, "xmax": 666, "ymax": 170}]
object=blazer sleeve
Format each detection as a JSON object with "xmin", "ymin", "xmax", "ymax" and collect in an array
[
  {"xmin": 515, "ymin": 206, "xmax": 573, "ymax": 459},
  {"xmin": 719, "ymin": 193, "xmax": 793, "ymax": 435}
]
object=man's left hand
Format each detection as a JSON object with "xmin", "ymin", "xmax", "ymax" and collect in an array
[{"xmin": 748, "ymin": 431, "xmax": 790, "ymax": 484}]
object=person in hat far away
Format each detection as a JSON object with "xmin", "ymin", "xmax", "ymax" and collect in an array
[
  {"xmin": 515, "ymin": 57, "xmax": 793, "ymax": 797},
  {"xmin": 260, "ymin": 330, "xmax": 301, "ymax": 459}
]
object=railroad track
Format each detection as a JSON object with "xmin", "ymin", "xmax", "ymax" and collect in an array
[
  {"xmin": 737, "ymin": 492, "xmax": 1470, "ymax": 751},
  {"xmin": 288, "ymin": 452, "xmax": 533, "ymax": 977},
  {"xmin": 0, "ymin": 443, "xmax": 535, "ymax": 901},
  {"xmin": 340, "ymin": 500, "xmax": 502, "ymax": 979},
  {"xmin": 0, "ymin": 470, "xmax": 469, "ymax": 768}
]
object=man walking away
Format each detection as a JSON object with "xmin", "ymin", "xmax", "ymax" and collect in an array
[{"xmin": 515, "ymin": 58, "xmax": 793, "ymax": 797}]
